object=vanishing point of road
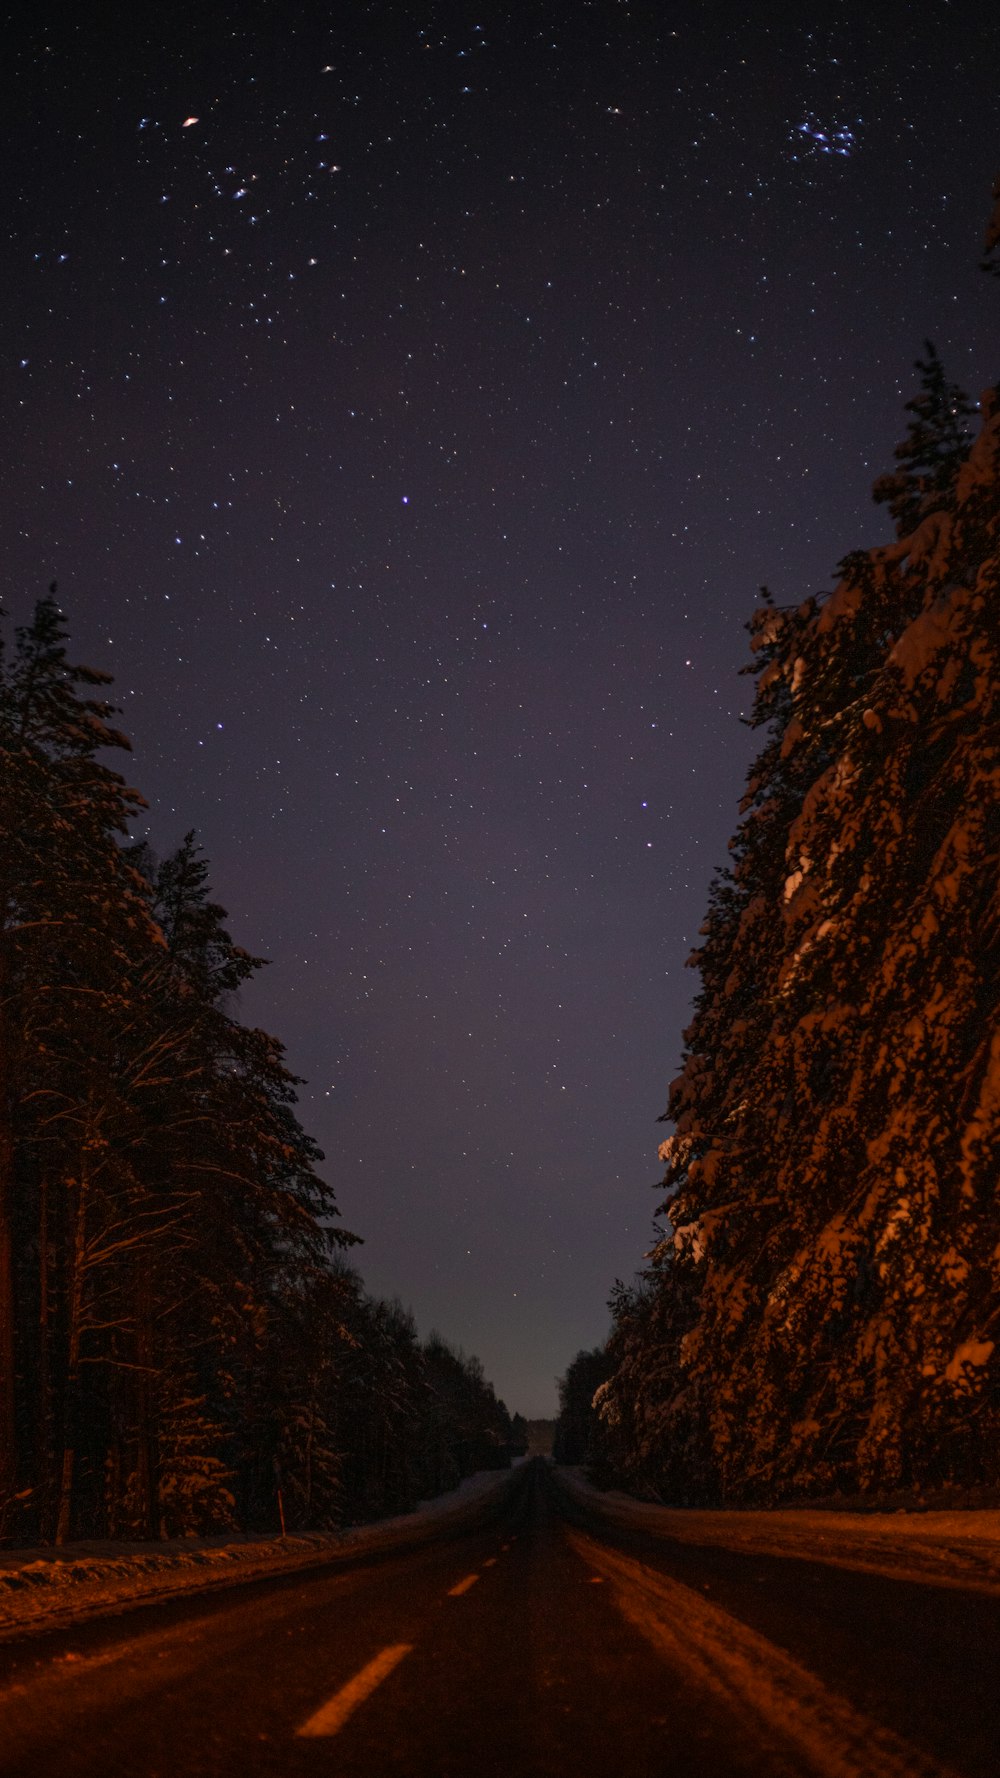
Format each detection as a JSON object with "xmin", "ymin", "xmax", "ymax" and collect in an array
[{"xmin": 0, "ymin": 1462, "xmax": 994, "ymax": 1778}]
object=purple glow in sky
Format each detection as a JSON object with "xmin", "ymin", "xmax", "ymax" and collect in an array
[{"xmin": 3, "ymin": 1, "xmax": 999, "ymax": 1413}]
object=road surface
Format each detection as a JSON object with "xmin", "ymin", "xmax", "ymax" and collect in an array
[{"xmin": 0, "ymin": 1462, "xmax": 995, "ymax": 1777}]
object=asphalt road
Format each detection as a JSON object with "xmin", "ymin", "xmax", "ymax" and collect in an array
[{"xmin": 0, "ymin": 1463, "xmax": 995, "ymax": 1778}]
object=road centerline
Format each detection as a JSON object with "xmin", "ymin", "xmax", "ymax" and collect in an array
[
  {"xmin": 295, "ymin": 1642, "xmax": 413, "ymax": 1738},
  {"xmin": 447, "ymin": 1573, "xmax": 480, "ymax": 1596}
]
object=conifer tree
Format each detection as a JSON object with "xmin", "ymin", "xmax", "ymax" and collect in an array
[
  {"xmin": 0, "ymin": 596, "xmax": 514, "ymax": 1542},
  {"xmin": 872, "ymin": 343, "xmax": 975, "ymax": 536},
  {"xmin": 553, "ymin": 1345, "xmax": 613, "ymax": 1466},
  {"xmin": 602, "ymin": 344, "xmax": 1000, "ymax": 1502},
  {"xmin": 0, "ymin": 591, "xmax": 151, "ymax": 1537}
]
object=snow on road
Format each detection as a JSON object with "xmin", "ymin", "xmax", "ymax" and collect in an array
[
  {"xmin": 569, "ymin": 1528, "xmax": 961, "ymax": 1778},
  {"xmin": 556, "ymin": 1468, "xmax": 1000, "ymax": 1597}
]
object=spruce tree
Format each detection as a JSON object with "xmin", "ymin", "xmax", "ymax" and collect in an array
[
  {"xmin": 602, "ymin": 352, "xmax": 1000, "ymax": 1502},
  {"xmin": 553, "ymin": 1346, "xmax": 613, "ymax": 1465},
  {"xmin": 0, "ymin": 596, "xmax": 512, "ymax": 1541},
  {"xmin": 872, "ymin": 343, "xmax": 975, "ymax": 536},
  {"xmin": 0, "ymin": 590, "xmax": 152, "ymax": 1538}
]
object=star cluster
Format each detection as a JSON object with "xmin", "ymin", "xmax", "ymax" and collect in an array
[{"xmin": 3, "ymin": 2, "xmax": 999, "ymax": 1413}]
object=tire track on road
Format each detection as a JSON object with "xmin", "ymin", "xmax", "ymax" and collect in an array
[{"xmin": 567, "ymin": 1528, "xmax": 962, "ymax": 1778}]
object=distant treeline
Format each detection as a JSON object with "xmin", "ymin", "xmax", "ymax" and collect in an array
[
  {"xmin": 553, "ymin": 1350, "xmax": 611, "ymax": 1468},
  {"xmin": 0, "ymin": 596, "xmax": 523, "ymax": 1544},
  {"xmin": 584, "ymin": 347, "xmax": 1000, "ymax": 1504}
]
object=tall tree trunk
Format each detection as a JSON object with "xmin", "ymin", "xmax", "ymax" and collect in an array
[
  {"xmin": 0, "ymin": 922, "xmax": 17, "ymax": 1540},
  {"xmin": 0, "ymin": 1110, "xmax": 16, "ymax": 1542},
  {"xmin": 54, "ymin": 1160, "xmax": 89, "ymax": 1546},
  {"xmin": 134, "ymin": 1266, "xmax": 159, "ymax": 1540},
  {"xmin": 104, "ymin": 1440, "xmax": 121, "ymax": 1537},
  {"xmin": 35, "ymin": 1175, "xmax": 52, "ymax": 1540}
]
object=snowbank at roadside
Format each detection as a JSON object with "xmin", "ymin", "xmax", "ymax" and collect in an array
[
  {"xmin": 0, "ymin": 1468, "xmax": 518, "ymax": 1640},
  {"xmin": 553, "ymin": 1467, "xmax": 1000, "ymax": 1597}
]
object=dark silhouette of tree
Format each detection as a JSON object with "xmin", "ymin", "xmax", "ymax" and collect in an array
[
  {"xmin": 0, "ymin": 590, "xmax": 151, "ymax": 1539},
  {"xmin": 872, "ymin": 343, "xmax": 975, "ymax": 537},
  {"xmin": 0, "ymin": 596, "xmax": 515, "ymax": 1544},
  {"xmin": 509, "ymin": 1412, "xmax": 529, "ymax": 1456},
  {"xmin": 553, "ymin": 1345, "xmax": 613, "ymax": 1467}
]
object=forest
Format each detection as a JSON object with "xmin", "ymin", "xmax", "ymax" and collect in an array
[
  {"xmin": 0, "ymin": 597, "xmax": 522, "ymax": 1546},
  {"xmin": 561, "ymin": 334, "xmax": 1000, "ymax": 1505}
]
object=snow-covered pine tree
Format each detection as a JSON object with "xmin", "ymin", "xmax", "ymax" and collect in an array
[
  {"xmin": 153, "ymin": 1373, "xmax": 237, "ymax": 1537},
  {"xmin": 602, "ymin": 351, "xmax": 1000, "ymax": 1503}
]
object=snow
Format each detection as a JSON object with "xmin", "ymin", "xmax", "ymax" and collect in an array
[
  {"xmin": 554, "ymin": 1468, "xmax": 1000, "ymax": 1597},
  {"xmin": 888, "ymin": 588, "xmax": 968, "ymax": 688},
  {"xmin": 0, "ymin": 1469, "xmax": 517, "ymax": 1640},
  {"xmin": 942, "ymin": 1338, "xmax": 995, "ymax": 1383},
  {"xmin": 621, "ymin": 375, "xmax": 1000, "ymax": 1506},
  {"xmin": 779, "ymin": 716, "xmax": 806, "ymax": 758},
  {"xmin": 570, "ymin": 1525, "xmax": 955, "ymax": 1778}
]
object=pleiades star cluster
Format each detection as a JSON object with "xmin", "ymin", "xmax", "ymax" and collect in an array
[{"xmin": 3, "ymin": 1, "xmax": 998, "ymax": 1413}]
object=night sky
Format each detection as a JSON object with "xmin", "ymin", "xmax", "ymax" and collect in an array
[{"xmin": 4, "ymin": 2, "xmax": 999, "ymax": 1416}]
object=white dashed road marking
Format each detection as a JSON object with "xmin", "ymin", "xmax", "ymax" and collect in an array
[
  {"xmin": 296, "ymin": 1643, "xmax": 413, "ymax": 1738},
  {"xmin": 447, "ymin": 1573, "xmax": 480, "ymax": 1596}
]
